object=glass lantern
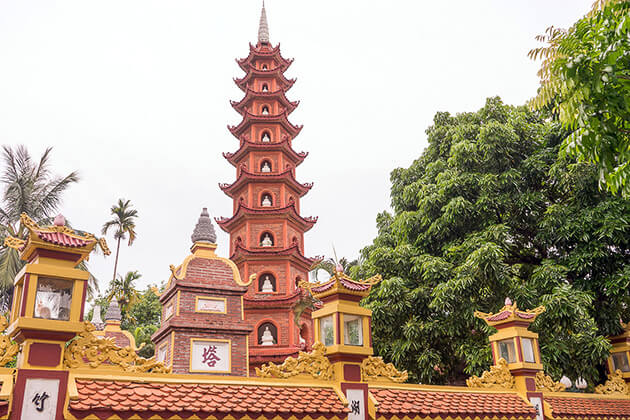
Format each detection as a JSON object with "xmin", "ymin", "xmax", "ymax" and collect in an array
[
  {"xmin": 343, "ymin": 314, "xmax": 363, "ymax": 346},
  {"xmin": 521, "ymin": 337, "xmax": 536, "ymax": 363},
  {"xmin": 34, "ymin": 277, "xmax": 73, "ymax": 321},
  {"xmin": 320, "ymin": 315, "xmax": 335, "ymax": 346},
  {"xmin": 498, "ymin": 338, "xmax": 517, "ymax": 363},
  {"xmin": 612, "ymin": 351, "xmax": 630, "ymax": 372}
]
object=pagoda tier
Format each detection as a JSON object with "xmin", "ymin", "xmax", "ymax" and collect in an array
[
  {"xmin": 230, "ymin": 87, "xmax": 299, "ymax": 116},
  {"xmin": 219, "ymin": 3, "xmax": 318, "ymax": 372},
  {"xmin": 222, "ymin": 137, "xmax": 308, "ymax": 168}
]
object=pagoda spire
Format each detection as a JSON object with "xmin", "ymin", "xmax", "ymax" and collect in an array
[{"xmin": 258, "ymin": 1, "xmax": 269, "ymax": 44}]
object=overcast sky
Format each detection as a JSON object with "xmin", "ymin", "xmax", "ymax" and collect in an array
[{"xmin": 0, "ymin": 1, "xmax": 593, "ymax": 294}]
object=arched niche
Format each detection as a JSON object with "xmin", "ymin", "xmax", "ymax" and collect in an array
[
  {"xmin": 260, "ymin": 131, "xmax": 271, "ymax": 143},
  {"xmin": 260, "ymin": 232, "xmax": 274, "ymax": 247},
  {"xmin": 261, "ymin": 83, "xmax": 269, "ymax": 92},
  {"xmin": 258, "ymin": 273, "xmax": 276, "ymax": 293},
  {"xmin": 261, "ymin": 105, "xmax": 270, "ymax": 115},
  {"xmin": 261, "ymin": 193, "xmax": 273, "ymax": 207},
  {"xmin": 260, "ymin": 160, "xmax": 272, "ymax": 172},
  {"xmin": 258, "ymin": 322, "xmax": 277, "ymax": 346}
]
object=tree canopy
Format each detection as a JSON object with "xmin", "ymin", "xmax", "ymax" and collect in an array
[
  {"xmin": 357, "ymin": 97, "xmax": 630, "ymax": 386},
  {"xmin": 529, "ymin": 0, "xmax": 630, "ymax": 195}
]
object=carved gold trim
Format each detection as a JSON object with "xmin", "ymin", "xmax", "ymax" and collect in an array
[
  {"xmin": 466, "ymin": 358, "xmax": 515, "ymax": 389},
  {"xmin": 64, "ymin": 322, "xmax": 170, "ymax": 373},
  {"xmin": 0, "ymin": 316, "xmax": 18, "ymax": 366},
  {"xmin": 4, "ymin": 236, "xmax": 25, "ymax": 251},
  {"xmin": 535, "ymin": 371, "xmax": 566, "ymax": 392},
  {"xmin": 255, "ymin": 342, "xmax": 333, "ymax": 380},
  {"xmin": 595, "ymin": 369, "xmax": 630, "ymax": 395},
  {"xmin": 361, "ymin": 356, "xmax": 408, "ymax": 383}
]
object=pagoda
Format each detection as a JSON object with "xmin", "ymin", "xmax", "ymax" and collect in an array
[{"xmin": 216, "ymin": 3, "xmax": 320, "ymax": 371}]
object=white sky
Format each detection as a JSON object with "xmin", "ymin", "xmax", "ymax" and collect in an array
[{"xmin": 0, "ymin": 1, "xmax": 593, "ymax": 294}]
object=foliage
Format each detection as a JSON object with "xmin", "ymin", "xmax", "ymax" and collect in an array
[
  {"xmin": 529, "ymin": 0, "xmax": 630, "ymax": 195},
  {"xmin": 107, "ymin": 270, "xmax": 141, "ymax": 325},
  {"xmin": 102, "ymin": 198, "xmax": 138, "ymax": 282},
  {"xmin": 358, "ymin": 97, "xmax": 630, "ymax": 386},
  {"xmin": 0, "ymin": 146, "xmax": 98, "ymax": 307}
]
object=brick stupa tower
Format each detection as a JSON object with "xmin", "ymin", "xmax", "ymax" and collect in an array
[{"xmin": 216, "ymin": 3, "xmax": 320, "ymax": 371}]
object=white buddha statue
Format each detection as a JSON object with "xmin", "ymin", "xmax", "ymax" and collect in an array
[
  {"xmin": 261, "ymin": 326, "xmax": 274, "ymax": 346},
  {"xmin": 261, "ymin": 162, "xmax": 271, "ymax": 173},
  {"xmin": 262, "ymin": 84, "xmax": 269, "ymax": 92},
  {"xmin": 262, "ymin": 106, "xmax": 269, "ymax": 115},
  {"xmin": 261, "ymin": 275, "xmax": 274, "ymax": 292},
  {"xmin": 261, "ymin": 234, "xmax": 273, "ymax": 247},
  {"xmin": 261, "ymin": 195, "xmax": 272, "ymax": 207},
  {"xmin": 261, "ymin": 133, "xmax": 271, "ymax": 143}
]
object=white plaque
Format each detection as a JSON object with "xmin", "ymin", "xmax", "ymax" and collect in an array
[
  {"xmin": 190, "ymin": 339, "xmax": 230, "ymax": 372},
  {"xmin": 529, "ymin": 396, "xmax": 544, "ymax": 420},
  {"xmin": 196, "ymin": 297, "xmax": 226, "ymax": 313},
  {"xmin": 346, "ymin": 388, "xmax": 366, "ymax": 420},
  {"xmin": 22, "ymin": 378, "xmax": 59, "ymax": 419}
]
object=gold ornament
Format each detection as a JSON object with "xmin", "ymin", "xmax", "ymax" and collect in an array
[
  {"xmin": 255, "ymin": 342, "xmax": 333, "ymax": 380},
  {"xmin": 4, "ymin": 236, "xmax": 25, "ymax": 251},
  {"xmin": 466, "ymin": 358, "xmax": 515, "ymax": 389},
  {"xmin": 64, "ymin": 322, "xmax": 170, "ymax": 374},
  {"xmin": 595, "ymin": 370, "xmax": 630, "ymax": 395},
  {"xmin": 360, "ymin": 356, "xmax": 408, "ymax": 383},
  {"xmin": 535, "ymin": 371, "xmax": 566, "ymax": 392},
  {"xmin": 0, "ymin": 316, "xmax": 18, "ymax": 366}
]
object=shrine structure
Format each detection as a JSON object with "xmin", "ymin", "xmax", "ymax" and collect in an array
[{"xmin": 216, "ymin": 3, "xmax": 321, "ymax": 371}]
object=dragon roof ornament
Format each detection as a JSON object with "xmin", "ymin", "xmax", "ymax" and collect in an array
[
  {"xmin": 466, "ymin": 358, "xmax": 515, "ymax": 389},
  {"xmin": 474, "ymin": 298, "xmax": 545, "ymax": 327},
  {"xmin": 255, "ymin": 342, "xmax": 333, "ymax": 380},
  {"xmin": 300, "ymin": 269, "xmax": 381, "ymax": 300}
]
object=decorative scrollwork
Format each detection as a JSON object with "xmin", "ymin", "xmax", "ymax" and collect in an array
[
  {"xmin": 64, "ymin": 322, "xmax": 170, "ymax": 374},
  {"xmin": 255, "ymin": 342, "xmax": 333, "ymax": 380},
  {"xmin": 595, "ymin": 370, "xmax": 630, "ymax": 395},
  {"xmin": 4, "ymin": 236, "xmax": 25, "ymax": 251},
  {"xmin": 466, "ymin": 358, "xmax": 515, "ymax": 389},
  {"xmin": 361, "ymin": 356, "xmax": 408, "ymax": 383},
  {"xmin": 0, "ymin": 316, "xmax": 18, "ymax": 366},
  {"xmin": 535, "ymin": 371, "xmax": 566, "ymax": 392}
]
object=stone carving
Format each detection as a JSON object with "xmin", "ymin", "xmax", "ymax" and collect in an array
[
  {"xmin": 535, "ymin": 371, "xmax": 566, "ymax": 392},
  {"xmin": 360, "ymin": 356, "xmax": 408, "ymax": 383},
  {"xmin": 0, "ymin": 316, "xmax": 18, "ymax": 366},
  {"xmin": 261, "ymin": 326, "xmax": 275, "ymax": 346},
  {"xmin": 191, "ymin": 208, "xmax": 217, "ymax": 244},
  {"xmin": 466, "ymin": 358, "xmax": 515, "ymax": 389},
  {"xmin": 64, "ymin": 322, "xmax": 170, "ymax": 374},
  {"xmin": 255, "ymin": 342, "xmax": 333, "ymax": 380},
  {"xmin": 595, "ymin": 370, "xmax": 630, "ymax": 395}
]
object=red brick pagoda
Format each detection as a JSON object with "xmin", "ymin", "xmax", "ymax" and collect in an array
[{"xmin": 216, "ymin": 3, "xmax": 320, "ymax": 371}]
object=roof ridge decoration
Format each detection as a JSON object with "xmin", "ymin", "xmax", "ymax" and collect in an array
[
  {"xmin": 535, "ymin": 371, "xmax": 566, "ymax": 392},
  {"xmin": 360, "ymin": 356, "xmax": 408, "ymax": 383},
  {"xmin": 255, "ymin": 342, "xmax": 333, "ymax": 380},
  {"xmin": 466, "ymin": 358, "xmax": 515, "ymax": 389},
  {"xmin": 64, "ymin": 321, "xmax": 170, "ymax": 373},
  {"xmin": 0, "ymin": 316, "xmax": 18, "ymax": 367},
  {"xmin": 595, "ymin": 369, "xmax": 630, "ymax": 395},
  {"xmin": 258, "ymin": 0, "xmax": 269, "ymax": 44},
  {"xmin": 300, "ymin": 270, "xmax": 381, "ymax": 299},
  {"xmin": 474, "ymin": 298, "xmax": 545, "ymax": 326}
]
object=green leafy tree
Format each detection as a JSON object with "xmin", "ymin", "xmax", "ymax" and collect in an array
[
  {"xmin": 529, "ymin": 0, "xmax": 630, "ymax": 195},
  {"xmin": 102, "ymin": 199, "xmax": 138, "ymax": 282},
  {"xmin": 126, "ymin": 286, "xmax": 162, "ymax": 358},
  {"xmin": 0, "ymin": 146, "xmax": 89, "ymax": 307},
  {"xmin": 358, "ymin": 97, "xmax": 629, "ymax": 386},
  {"xmin": 106, "ymin": 270, "xmax": 141, "ymax": 323}
]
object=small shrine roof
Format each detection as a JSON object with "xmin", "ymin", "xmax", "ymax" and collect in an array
[
  {"xmin": 474, "ymin": 298, "xmax": 545, "ymax": 327},
  {"xmin": 69, "ymin": 379, "xmax": 348, "ymax": 420},
  {"xmin": 370, "ymin": 387, "xmax": 537, "ymax": 419},
  {"xmin": 303, "ymin": 270, "xmax": 380, "ymax": 300},
  {"xmin": 545, "ymin": 395, "xmax": 630, "ymax": 419}
]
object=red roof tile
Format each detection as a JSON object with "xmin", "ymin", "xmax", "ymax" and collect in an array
[
  {"xmin": 547, "ymin": 395, "xmax": 630, "ymax": 418},
  {"xmin": 36, "ymin": 231, "xmax": 90, "ymax": 247},
  {"xmin": 70, "ymin": 380, "xmax": 348, "ymax": 419},
  {"xmin": 371, "ymin": 388, "xmax": 536, "ymax": 419}
]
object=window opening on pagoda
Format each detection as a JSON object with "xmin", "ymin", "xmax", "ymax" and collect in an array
[
  {"xmin": 295, "ymin": 276, "xmax": 302, "ymax": 289},
  {"xmin": 259, "ymin": 322, "xmax": 277, "ymax": 346},
  {"xmin": 261, "ymin": 64, "xmax": 268, "ymax": 70},
  {"xmin": 260, "ymin": 232, "xmax": 274, "ymax": 247},
  {"xmin": 261, "ymin": 105, "xmax": 270, "ymax": 115},
  {"xmin": 261, "ymin": 193, "xmax": 272, "ymax": 207},
  {"xmin": 261, "ymin": 83, "xmax": 269, "ymax": 92},
  {"xmin": 259, "ymin": 273, "xmax": 276, "ymax": 293},
  {"xmin": 261, "ymin": 131, "xmax": 271, "ymax": 143},
  {"xmin": 260, "ymin": 160, "xmax": 272, "ymax": 173}
]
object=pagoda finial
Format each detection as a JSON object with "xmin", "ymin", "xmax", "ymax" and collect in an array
[
  {"xmin": 191, "ymin": 207, "xmax": 217, "ymax": 244},
  {"xmin": 258, "ymin": 1, "xmax": 270, "ymax": 44}
]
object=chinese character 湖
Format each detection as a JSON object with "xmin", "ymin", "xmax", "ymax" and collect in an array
[
  {"xmin": 202, "ymin": 345, "xmax": 221, "ymax": 367},
  {"xmin": 32, "ymin": 392, "xmax": 50, "ymax": 412}
]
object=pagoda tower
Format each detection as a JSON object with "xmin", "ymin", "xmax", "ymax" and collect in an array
[{"xmin": 216, "ymin": 3, "xmax": 320, "ymax": 371}]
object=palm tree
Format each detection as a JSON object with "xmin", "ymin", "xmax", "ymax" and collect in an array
[
  {"xmin": 102, "ymin": 199, "xmax": 138, "ymax": 282},
  {"xmin": 106, "ymin": 270, "xmax": 141, "ymax": 322},
  {"xmin": 0, "ymin": 146, "xmax": 80, "ymax": 308}
]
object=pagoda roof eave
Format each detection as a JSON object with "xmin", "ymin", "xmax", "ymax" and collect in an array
[
  {"xmin": 234, "ymin": 67, "xmax": 295, "ymax": 92},
  {"xmin": 230, "ymin": 243, "xmax": 322, "ymax": 269},
  {"xmin": 236, "ymin": 43, "xmax": 293, "ymax": 72},
  {"xmin": 215, "ymin": 202, "xmax": 317, "ymax": 232},
  {"xmin": 243, "ymin": 290, "xmax": 303, "ymax": 309},
  {"xmin": 228, "ymin": 111, "xmax": 303, "ymax": 138},
  {"xmin": 230, "ymin": 87, "xmax": 299, "ymax": 115},
  {"xmin": 218, "ymin": 168, "xmax": 313, "ymax": 198},
  {"xmin": 222, "ymin": 138, "xmax": 308, "ymax": 168}
]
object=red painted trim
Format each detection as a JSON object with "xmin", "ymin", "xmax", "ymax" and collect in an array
[
  {"xmin": 20, "ymin": 274, "xmax": 30, "ymax": 317},
  {"xmin": 79, "ymin": 281, "xmax": 87, "ymax": 322},
  {"xmin": 515, "ymin": 336, "xmax": 524, "ymax": 362},
  {"xmin": 13, "ymin": 369, "xmax": 69, "ymax": 420},
  {"xmin": 13, "ymin": 329, "xmax": 76, "ymax": 343},
  {"xmin": 27, "ymin": 342, "xmax": 62, "ymax": 367},
  {"xmin": 29, "ymin": 248, "xmax": 82, "ymax": 263},
  {"xmin": 343, "ymin": 364, "xmax": 361, "ymax": 382},
  {"xmin": 335, "ymin": 313, "xmax": 341, "ymax": 345},
  {"xmin": 368, "ymin": 318, "xmax": 373, "ymax": 347}
]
